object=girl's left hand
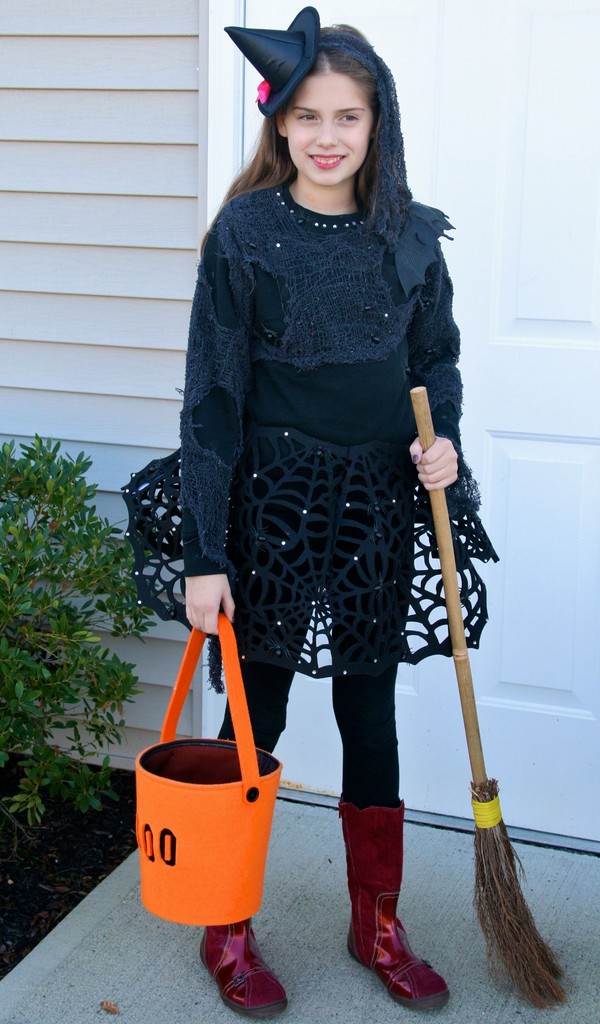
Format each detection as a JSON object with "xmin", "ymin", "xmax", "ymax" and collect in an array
[{"xmin": 409, "ymin": 436, "xmax": 458, "ymax": 490}]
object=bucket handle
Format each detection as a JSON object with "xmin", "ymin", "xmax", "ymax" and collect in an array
[{"xmin": 159, "ymin": 615, "xmax": 262, "ymax": 805}]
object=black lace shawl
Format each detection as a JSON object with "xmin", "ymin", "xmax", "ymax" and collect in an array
[{"xmin": 180, "ymin": 186, "xmax": 478, "ymax": 573}]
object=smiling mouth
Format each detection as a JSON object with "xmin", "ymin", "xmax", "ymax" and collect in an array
[{"xmin": 310, "ymin": 155, "xmax": 345, "ymax": 168}]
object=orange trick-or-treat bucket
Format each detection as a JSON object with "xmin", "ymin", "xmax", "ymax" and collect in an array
[{"xmin": 135, "ymin": 615, "xmax": 282, "ymax": 925}]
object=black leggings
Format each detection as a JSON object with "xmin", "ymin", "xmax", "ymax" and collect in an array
[{"xmin": 218, "ymin": 661, "xmax": 400, "ymax": 809}]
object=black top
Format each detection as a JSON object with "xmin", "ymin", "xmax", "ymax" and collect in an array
[{"xmin": 182, "ymin": 187, "xmax": 460, "ymax": 575}]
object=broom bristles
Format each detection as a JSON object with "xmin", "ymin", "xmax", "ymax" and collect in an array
[{"xmin": 471, "ymin": 780, "xmax": 566, "ymax": 1008}]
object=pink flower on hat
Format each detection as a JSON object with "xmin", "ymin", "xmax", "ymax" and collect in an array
[{"xmin": 257, "ymin": 80, "xmax": 271, "ymax": 104}]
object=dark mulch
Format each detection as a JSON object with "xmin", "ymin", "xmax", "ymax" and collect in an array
[{"xmin": 0, "ymin": 757, "xmax": 137, "ymax": 980}]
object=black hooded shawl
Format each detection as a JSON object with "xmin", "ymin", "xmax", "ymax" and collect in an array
[{"xmin": 180, "ymin": 186, "xmax": 480, "ymax": 574}]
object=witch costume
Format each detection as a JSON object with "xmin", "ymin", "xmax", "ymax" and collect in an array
[
  {"xmin": 126, "ymin": 8, "xmax": 498, "ymax": 1016},
  {"xmin": 178, "ymin": 20, "xmax": 497, "ymax": 686}
]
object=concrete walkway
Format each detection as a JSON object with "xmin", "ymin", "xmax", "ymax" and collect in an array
[{"xmin": 1, "ymin": 800, "xmax": 598, "ymax": 1024}]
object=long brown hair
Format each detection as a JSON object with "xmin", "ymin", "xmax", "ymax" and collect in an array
[{"xmin": 203, "ymin": 26, "xmax": 382, "ymax": 246}]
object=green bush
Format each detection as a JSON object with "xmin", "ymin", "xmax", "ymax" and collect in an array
[{"xmin": 0, "ymin": 436, "xmax": 152, "ymax": 824}]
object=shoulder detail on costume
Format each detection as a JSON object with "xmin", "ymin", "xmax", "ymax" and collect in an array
[
  {"xmin": 218, "ymin": 187, "xmax": 277, "ymax": 226},
  {"xmin": 216, "ymin": 188, "xmax": 278, "ymax": 256},
  {"xmin": 394, "ymin": 201, "xmax": 455, "ymax": 296}
]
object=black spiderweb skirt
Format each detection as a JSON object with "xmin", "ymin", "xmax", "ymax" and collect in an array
[{"xmin": 227, "ymin": 426, "xmax": 496, "ymax": 679}]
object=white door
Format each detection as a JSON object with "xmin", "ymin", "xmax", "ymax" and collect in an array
[{"xmin": 204, "ymin": 0, "xmax": 600, "ymax": 841}]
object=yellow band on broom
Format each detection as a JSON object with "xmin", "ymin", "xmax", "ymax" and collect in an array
[{"xmin": 471, "ymin": 795, "xmax": 502, "ymax": 829}]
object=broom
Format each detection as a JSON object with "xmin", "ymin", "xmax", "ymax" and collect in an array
[{"xmin": 410, "ymin": 386, "xmax": 565, "ymax": 1008}]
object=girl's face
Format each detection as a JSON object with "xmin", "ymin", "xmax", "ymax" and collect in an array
[{"xmin": 276, "ymin": 71, "xmax": 374, "ymax": 213}]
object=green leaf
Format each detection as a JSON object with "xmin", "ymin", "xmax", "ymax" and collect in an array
[{"xmin": 0, "ymin": 434, "xmax": 152, "ymax": 825}]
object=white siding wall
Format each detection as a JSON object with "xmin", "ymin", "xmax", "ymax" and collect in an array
[{"xmin": 0, "ymin": 0, "xmax": 209, "ymax": 765}]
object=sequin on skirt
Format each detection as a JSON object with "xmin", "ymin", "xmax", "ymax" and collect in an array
[{"xmin": 228, "ymin": 425, "xmax": 494, "ymax": 678}]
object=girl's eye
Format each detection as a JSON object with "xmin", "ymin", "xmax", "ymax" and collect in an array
[{"xmin": 298, "ymin": 113, "xmax": 316, "ymax": 121}]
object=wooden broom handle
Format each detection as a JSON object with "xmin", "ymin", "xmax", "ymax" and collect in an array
[{"xmin": 410, "ymin": 387, "xmax": 488, "ymax": 785}]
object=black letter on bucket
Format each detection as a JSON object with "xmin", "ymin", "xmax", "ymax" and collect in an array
[
  {"xmin": 159, "ymin": 827, "xmax": 177, "ymax": 866},
  {"xmin": 143, "ymin": 824, "xmax": 155, "ymax": 862}
]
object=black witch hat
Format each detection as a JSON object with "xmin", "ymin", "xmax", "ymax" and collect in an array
[{"xmin": 225, "ymin": 6, "xmax": 320, "ymax": 116}]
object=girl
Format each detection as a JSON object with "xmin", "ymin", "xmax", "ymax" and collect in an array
[{"xmin": 180, "ymin": 7, "xmax": 495, "ymax": 1017}]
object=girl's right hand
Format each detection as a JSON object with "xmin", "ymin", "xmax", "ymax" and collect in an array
[{"xmin": 184, "ymin": 574, "xmax": 235, "ymax": 635}]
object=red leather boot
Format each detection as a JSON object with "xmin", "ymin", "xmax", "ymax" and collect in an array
[
  {"xmin": 339, "ymin": 799, "xmax": 449, "ymax": 1010},
  {"xmin": 200, "ymin": 920, "xmax": 288, "ymax": 1018}
]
